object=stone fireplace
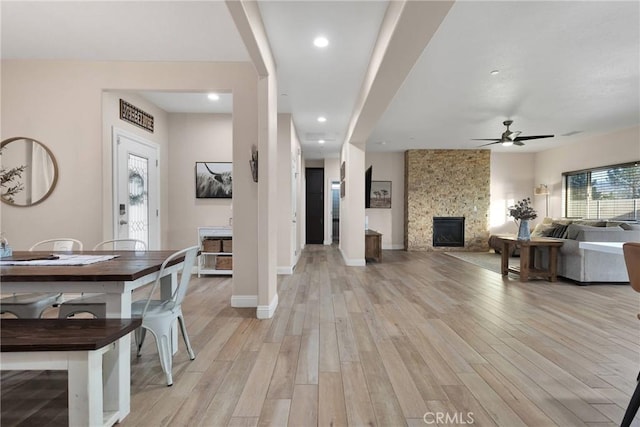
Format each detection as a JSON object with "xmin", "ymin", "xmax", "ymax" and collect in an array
[{"xmin": 404, "ymin": 149, "xmax": 490, "ymax": 251}]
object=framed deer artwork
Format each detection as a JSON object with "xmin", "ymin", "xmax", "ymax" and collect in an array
[
  {"xmin": 195, "ymin": 162, "xmax": 232, "ymax": 198},
  {"xmin": 369, "ymin": 181, "xmax": 391, "ymax": 208}
]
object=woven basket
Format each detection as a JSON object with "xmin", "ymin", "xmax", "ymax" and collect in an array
[
  {"xmin": 215, "ymin": 256, "xmax": 233, "ymax": 270},
  {"xmin": 222, "ymin": 239, "xmax": 233, "ymax": 253},
  {"xmin": 203, "ymin": 239, "xmax": 221, "ymax": 252}
]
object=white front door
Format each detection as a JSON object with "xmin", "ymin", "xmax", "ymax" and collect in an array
[{"xmin": 113, "ymin": 128, "xmax": 159, "ymax": 249}]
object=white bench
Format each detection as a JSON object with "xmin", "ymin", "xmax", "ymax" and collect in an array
[{"xmin": 1, "ymin": 318, "xmax": 141, "ymax": 426}]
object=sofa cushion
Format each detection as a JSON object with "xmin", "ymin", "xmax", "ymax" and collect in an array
[
  {"xmin": 620, "ymin": 223, "xmax": 640, "ymax": 231},
  {"xmin": 566, "ymin": 224, "xmax": 635, "ymax": 242},
  {"xmin": 574, "ymin": 220, "xmax": 607, "ymax": 227}
]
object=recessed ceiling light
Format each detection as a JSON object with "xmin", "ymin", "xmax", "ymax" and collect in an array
[
  {"xmin": 318, "ymin": 139, "xmax": 325, "ymax": 144},
  {"xmin": 207, "ymin": 93, "xmax": 220, "ymax": 101},
  {"xmin": 313, "ymin": 36, "xmax": 329, "ymax": 48},
  {"xmin": 490, "ymin": 70, "xmax": 500, "ymax": 75},
  {"xmin": 317, "ymin": 116, "xmax": 327, "ymax": 123}
]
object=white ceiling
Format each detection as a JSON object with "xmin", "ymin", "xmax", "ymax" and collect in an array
[
  {"xmin": 369, "ymin": 1, "xmax": 640, "ymax": 154},
  {"xmin": 2, "ymin": 1, "xmax": 639, "ymax": 157}
]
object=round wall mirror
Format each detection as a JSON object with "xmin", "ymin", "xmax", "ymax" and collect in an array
[{"xmin": 0, "ymin": 137, "xmax": 58, "ymax": 207}]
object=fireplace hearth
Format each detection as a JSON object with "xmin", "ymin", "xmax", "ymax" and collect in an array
[{"xmin": 433, "ymin": 217, "xmax": 465, "ymax": 247}]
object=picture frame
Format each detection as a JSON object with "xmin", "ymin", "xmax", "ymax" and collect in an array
[
  {"xmin": 340, "ymin": 161, "xmax": 345, "ymax": 181},
  {"xmin": 369, "ymin": 181, "xmax": 391, "ymax": 208},
  {"xmin": 195, "ymin": 162, "xmax": 232, "ymax": 198}
]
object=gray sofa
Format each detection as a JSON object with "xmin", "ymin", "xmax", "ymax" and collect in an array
[{"xmin": 538, "ymin": 222, "xmax": 640, "ymax": 284}]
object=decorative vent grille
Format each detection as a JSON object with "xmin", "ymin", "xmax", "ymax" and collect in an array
[{"xmin": 120, "ymin": 99, "xmax": 154, "ymax": 133}]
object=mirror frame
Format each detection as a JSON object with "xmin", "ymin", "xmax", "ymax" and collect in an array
[{"xmin": 0, "ymin": 136, "xmax": 59, "ymax": 207}]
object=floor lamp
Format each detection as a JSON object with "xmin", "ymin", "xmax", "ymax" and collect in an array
[{"xmin": 534, "ymin": 184, "xmax": 550, "ymax": 217}]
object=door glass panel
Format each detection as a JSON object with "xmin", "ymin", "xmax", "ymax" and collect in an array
[{"xmin": 128, "ymin": 154, "xmax": 149, "ymax": 247}]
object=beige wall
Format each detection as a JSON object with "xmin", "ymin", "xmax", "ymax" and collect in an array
[
  {"xmin": 1, "ymin": 59, "xmax": 261, "ymax": 302},
  {"xmin": 297, "ymin": 149, "xmax": 305, "ymax": 255},
  {"xmin": 305, "ymin": 159, "xmax": 324, "ymax": 168},
  {"xmin": 277, "ymin": 113, "xmax": 298, "ymax": 273},
  {"xmin": 167, "ymin": 113, "xmax": 233, "ymax": 249},
  {"xmin": 489, "ymin": 152, "xmax": 536, "ymax": 235},
  {"xmin": 102, "ymin": 91, "xmax": 170, "ymax": 248},
  {"xmin": 365, "ymin": 152, "xmax": 404, "ymax": 249},
  {"xmin": 534, "ymin": 125, "xmax": 640, "ymax": 219},
  {"xmin": 339, "ymin": 142, "xmax": 365, "ymax": 265},
  {"xmin": 324, "ymin": 158, "xmax": 340, "ymax": 245}
]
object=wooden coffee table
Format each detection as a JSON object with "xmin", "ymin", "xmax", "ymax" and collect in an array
[{"xmin": 496, "ymin": 236, "xmax": 564, "ymax": 282}]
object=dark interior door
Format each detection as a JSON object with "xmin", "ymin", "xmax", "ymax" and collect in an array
[{"xmin": 305, "ymin": 168, "xmax": 324, "ymax": 244}]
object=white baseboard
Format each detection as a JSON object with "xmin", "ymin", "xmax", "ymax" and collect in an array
[
  {"xmin": 277, "ymin": 266, "xmax": 293, "ymax": 275},
  {"xmin": 323, "ymin": 239, "xmax": 332, "ymax": 245},
  {"xmin": 339, "ymin": 248, "xmax": 366, "ymax": 266},
  {"xmin": 257, "ymin": 294, "xmax": 278, "ymax": 319},
  {"xmin": 384, "ymin": 244, "xmax": 405, "ymax": 250},
  {"xmin": 230, "ymin": 295, "xmax": 258, "ymax": 308}
]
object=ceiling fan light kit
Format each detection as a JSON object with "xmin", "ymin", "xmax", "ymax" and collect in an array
[{"xmin": 473, "ymin": 120, "xmax": 554, "ymax": 147}]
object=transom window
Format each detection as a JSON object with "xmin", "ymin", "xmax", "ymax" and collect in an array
[{"xmin": 564, "ymin": 161, "xmax": 640, "ymax": 220}]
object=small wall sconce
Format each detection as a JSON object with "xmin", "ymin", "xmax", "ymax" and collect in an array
[{"xmin": 250, "ymin": 145, "xmax": 258, "ymax": 183}]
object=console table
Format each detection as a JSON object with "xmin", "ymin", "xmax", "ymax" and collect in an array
[
  {"xmin": 365, "ymin": 229, "xmax": 382, "ymax": 262},
  {"xmin": 496, "ymin": 236, "xmax": 564, "ymax": 282}
]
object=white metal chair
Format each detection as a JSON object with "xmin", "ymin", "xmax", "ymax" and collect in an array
[
  {"xmin": 28, "ymin": 238, "xmax": 83, "ymax": 252},
  {"xmin": 92, "ymin": 239, "xmax": 146, "ymax": 251},
  {"xmin": 132, "ymin": 246, "xmax": 198, "ymax": 386},
  {"xmin": 0, "ymin": 238, "xmax": 83, "ymax": 318},
  {"xmin": 57, "ymin": 239, "xmax": 147, "ymax": 318}
]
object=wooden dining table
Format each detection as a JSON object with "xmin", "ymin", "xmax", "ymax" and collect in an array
[{"xmin": 0, "ymin": 250, "xmax": 188, "ymax": 424}]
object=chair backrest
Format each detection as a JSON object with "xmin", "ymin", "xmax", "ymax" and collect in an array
[
  {"xmin": 29, "ymin": 238, "xmax": 83, "ymax": 252},
  {"xmin": 140, "ymin": 246, "xmax": 199, "ymax": 316},
  {"xmin": 93, "ymin": 239, "xmax": 147, "ymax": 251},
  {"xmin": 623, "ymin": 242, "xmax": 640, "ymax": 293}
]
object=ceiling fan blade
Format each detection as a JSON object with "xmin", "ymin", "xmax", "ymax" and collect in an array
[
  {"xmin": 513, "ymin": 134, "xmax": 554, "ymax": 141},
  {"xmin": 477, "ymin": 141, "xmax": 501, "ymax": 147},
  {"xmin": 509, "ymin": 131, "xmax": 522, "ymax": 140},
  {"xmin": 472, "ymin": 138, "xmax": 501, "ymax": 141},
  {"xmin": 513, "ymin": 141, "xmax": 525, "ymax": 146}
]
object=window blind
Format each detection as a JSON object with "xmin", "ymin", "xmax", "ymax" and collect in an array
[{"xmin": 564, "ymin": 161, "xmax": 640, "ymax": 220}]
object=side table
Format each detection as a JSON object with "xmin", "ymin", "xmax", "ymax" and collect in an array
[
  {"xmin": 496, "ymin": 237, "xmax": 564, "ymax": 282},
  {"xmin": 365, "ymin": 229, "xmax": 382, "ymax": 262}
]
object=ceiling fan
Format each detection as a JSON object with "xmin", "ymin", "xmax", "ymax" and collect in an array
[{"xmin": 474, "ymin": 120, "xmax": 554, "ymax": 147}]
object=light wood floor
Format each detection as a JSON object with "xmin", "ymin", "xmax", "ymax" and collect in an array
[{"xmin": 2, "ymin": 245, "xmax": 640, "ymax": 426}]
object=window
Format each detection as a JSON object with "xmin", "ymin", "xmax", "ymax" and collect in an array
[{"xmin": 564, "ymin": 161, "xmax": 640, "ymax": 220}]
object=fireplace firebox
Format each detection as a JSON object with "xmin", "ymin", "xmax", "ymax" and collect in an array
[{"xmin": 433, "ymin": 217, "xmax": 465, "ymax": 247}]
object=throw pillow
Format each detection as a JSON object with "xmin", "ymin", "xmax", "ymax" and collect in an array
[
  {"xmin": 531, "ymin": 223, "xmax": 555, "ymax": 237},
  {"xmin": 550, "ymin": 224, "xmax": 569, "ymax": 238}
]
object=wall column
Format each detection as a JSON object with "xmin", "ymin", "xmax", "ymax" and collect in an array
[{"xmin": 339, "ymin": 142, "xmax": 365, "ymax": 266}]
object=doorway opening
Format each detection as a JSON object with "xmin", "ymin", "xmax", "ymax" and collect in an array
[
  {"xmin": 305, "ymin": 168, "xmax": 324, "ymax": 244},
  {"xmin": 331, "ymin": 181, "xmax": 340, "ymax": 243}
]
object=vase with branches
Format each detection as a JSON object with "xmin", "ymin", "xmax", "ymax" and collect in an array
[{"xmin": 508, "ymin": 197, "xmax": 537, "ymax": 241}]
